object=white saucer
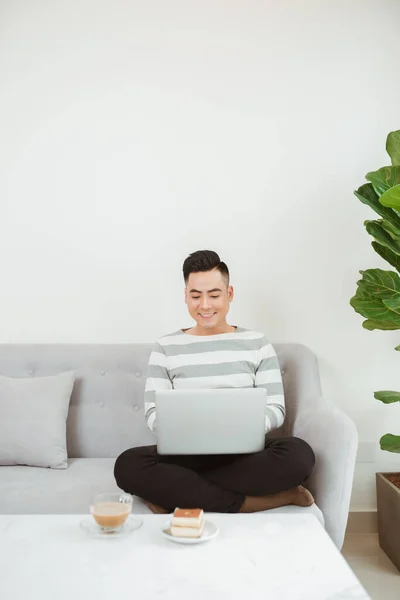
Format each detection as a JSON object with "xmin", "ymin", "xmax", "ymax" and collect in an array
[
  {"xmin": 80, "ymin": 515, "xmax": 142, "ymax": 539},
  {"xmin": 161, "ymin": 519, "xmax": 219, "ymax": 545}
]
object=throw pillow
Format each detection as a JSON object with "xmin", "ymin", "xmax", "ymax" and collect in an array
[{"xmin": 0, "ymin": 371, "xmax": 75, "ymax": 469}]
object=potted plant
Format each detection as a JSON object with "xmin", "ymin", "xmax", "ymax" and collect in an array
[{"xmin": 350, "ymin": 129, "xmax": 400, "ymax": 570}]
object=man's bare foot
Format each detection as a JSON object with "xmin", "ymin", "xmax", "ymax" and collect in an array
[
  {"xmin": 240, "ymin": 485, "xmax": 314, "ymax": 513},
  {"xmin": 291, "ymin": 485, "xmax": 314, "ymax": 507},
  {"xmin": 145, "ymin": 501, "xmax": 170, "ymax": 515},
  {"xmin": 292, "ymin": 485, "xmax": 314, "ymax": 506}
]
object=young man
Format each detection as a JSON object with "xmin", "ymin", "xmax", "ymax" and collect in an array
[{"xmin": 114, "ymin": 250, "xmax": 315, "ymax": 513}]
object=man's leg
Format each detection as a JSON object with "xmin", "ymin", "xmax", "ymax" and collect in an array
[
  {"xmin": 114, "ymin": 437, "xmax": 315, "ymax": 514},
  {"xmin": 114, "ymin": 446, "xmax": 244, "ymax": 513},
  {"xmin": 203, "ymin": 436, "xmax": 316, "ymax": 512}
]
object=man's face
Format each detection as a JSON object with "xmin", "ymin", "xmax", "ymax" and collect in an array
[{"xmin": 184, "ymin": 269, "xmax": 234, "ymax": 332}]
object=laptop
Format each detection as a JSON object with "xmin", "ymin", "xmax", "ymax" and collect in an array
[{"xmin": 155, "ymin": 388, "xmax": 267, "ymax": 455}]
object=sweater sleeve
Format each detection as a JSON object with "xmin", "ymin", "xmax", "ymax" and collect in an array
[
  {"xmin": 255, "ymin": 336, "xmax": 286, "ymax": 433},
  {"xmin": 144, "ymin": 341, "xmax": 173, "ymax": 433}
]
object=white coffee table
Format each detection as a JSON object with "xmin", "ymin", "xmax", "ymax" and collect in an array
[{"xmin": 0, "ymin": 512, "xmax": 370, "ymax": 600}]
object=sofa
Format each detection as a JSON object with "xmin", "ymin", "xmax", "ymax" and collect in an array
[{"xmin": 0, "ymin": 342, "xmax": 358, "ymax": 549}]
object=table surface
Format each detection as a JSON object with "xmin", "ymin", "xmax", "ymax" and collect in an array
[{"xmin": 0, "ymin": 512, "xmax": 370, "ymax": 600}]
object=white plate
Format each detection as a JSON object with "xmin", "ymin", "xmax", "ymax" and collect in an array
[
  {"xmin": 161, "ymin": 519, "xmax": 219, "ymax": 545},
  {"xmin": 80, "ymin": 515, "xmax": 142, "ymax": 539}
]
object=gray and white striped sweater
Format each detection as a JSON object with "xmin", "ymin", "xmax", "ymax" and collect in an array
[{"xmin": 144, "ymin": 326, "xmax": 285, "ymax": 434}]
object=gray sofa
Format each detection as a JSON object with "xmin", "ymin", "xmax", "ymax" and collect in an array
[{"xmin": 0, "ymin": 342, "xmax": 358, "ymax": 549}]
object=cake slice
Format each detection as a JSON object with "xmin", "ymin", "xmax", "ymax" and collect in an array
[{"xmin": 170, "ymin": 508, "xmax": 205, "ymax": 538}]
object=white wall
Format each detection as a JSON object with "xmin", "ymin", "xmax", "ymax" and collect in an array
[{"xmin": 1, "ymin": 0, "xmax": 400, "ymax": 510}]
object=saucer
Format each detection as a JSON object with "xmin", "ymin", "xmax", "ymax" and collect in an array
[
  {"xmin": 80, "ymin": 515, "xmax": 142, "ymax": 538},
  {"xmin": 161, "ymin": 519, "xmax": 219, "ymax": 545}
]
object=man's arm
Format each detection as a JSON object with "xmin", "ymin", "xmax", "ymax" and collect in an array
[
  {"xmin": 144, "ymin": 341, "xmax": 173, "ymax": 433},
  {"xmin": 255, "ymin": 336, "xmax": 285, "ymax": 433}
]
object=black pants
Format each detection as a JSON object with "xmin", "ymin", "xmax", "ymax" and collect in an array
[{"xmin": 114, "ymin": 436, "xmax": 315, "ymax": 513}]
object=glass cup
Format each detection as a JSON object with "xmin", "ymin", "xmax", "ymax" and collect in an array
[{"xmin": 90, "ymin": 492, "xmax": 133, "ymax": 532}]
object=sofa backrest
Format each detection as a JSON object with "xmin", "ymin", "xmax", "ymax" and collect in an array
[{"xmin": 0, "ymin": 343, "xmax": 322, "ymax": 458}]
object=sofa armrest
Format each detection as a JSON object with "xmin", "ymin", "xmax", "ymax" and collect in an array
[{"xmin": 293, "ymin": 401, "xmax": 358, "ymax": 549}]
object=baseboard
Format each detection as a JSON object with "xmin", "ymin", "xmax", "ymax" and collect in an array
[{"xmin": 346, "ymin": 511, "xmax": 378, "ymax": 534}]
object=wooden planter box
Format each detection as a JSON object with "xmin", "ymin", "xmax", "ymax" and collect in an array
[{"xmin": 376, "ymin": 472, "xmax": 400, "ymax": 571}]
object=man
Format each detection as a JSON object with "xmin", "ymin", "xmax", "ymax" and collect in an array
[{"xmin": 114, "ymin": 250, "xmax": 315, "ymax": 513}]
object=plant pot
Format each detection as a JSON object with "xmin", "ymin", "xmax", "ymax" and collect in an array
[{"xmin": 376, "ymin": 472, "xmax": 400, "ymax": 571}]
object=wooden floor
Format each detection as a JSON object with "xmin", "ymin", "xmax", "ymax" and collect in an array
[{"xmin": 342, "ymin": 534, "xmax": 399, "ymax": 599}]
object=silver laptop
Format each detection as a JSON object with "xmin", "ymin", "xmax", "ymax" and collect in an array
[{"xmin": 155, "ymin": 388, "xmax": 267, "ymax": 455}]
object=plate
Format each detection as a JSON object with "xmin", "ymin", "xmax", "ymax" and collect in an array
[
  {"xmin": 80, "ymin": 515, "xmax": 142, "ymax": 538},
  {"xmin": 161, "ymin": 519, "xmax": 219, "ymax": 545}
]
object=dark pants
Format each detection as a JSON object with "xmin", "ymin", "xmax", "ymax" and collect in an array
[{"xmin": 114, "ymin": 436, "xmax": 315, "ymax": 513}]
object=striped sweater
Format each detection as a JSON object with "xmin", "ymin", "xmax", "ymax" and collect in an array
[{"xmin": 144, "ymin": 326, "xmax": 285, "ymax": 434}]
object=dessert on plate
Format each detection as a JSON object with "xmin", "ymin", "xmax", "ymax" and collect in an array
[{"xmin": 170, "ymin": 508, "xmax": 205, "ymax": 538}]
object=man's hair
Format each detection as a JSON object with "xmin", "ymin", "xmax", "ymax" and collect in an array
[{"xmin": 182, "ymin": 250, "xmax": 230, "ymax": 286}]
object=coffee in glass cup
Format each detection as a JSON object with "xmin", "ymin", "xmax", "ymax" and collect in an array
[{"xmin": 90, "ymin": 493, "xmax": 133, "ymax": 531}]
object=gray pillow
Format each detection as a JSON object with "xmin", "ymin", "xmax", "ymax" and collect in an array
[{"xmin": 0, "ymin": 371, "xmax": 75, "ymax": 469}]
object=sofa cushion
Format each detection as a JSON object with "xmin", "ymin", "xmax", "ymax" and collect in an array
[
  {"xmin": 0, "ymin": 458, "xmax": 148, "ymax": 514},
  {"xmin": 0, "ymin": 371, "xmax": 75, "ymax": 469},
  {"xmin": 0, "ymin": 458, "xmax": 325, "ymax": 528}
]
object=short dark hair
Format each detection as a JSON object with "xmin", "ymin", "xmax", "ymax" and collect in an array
[{"xmin": 183, "ymin": 250, "xmax": 230, "ymax": 286}]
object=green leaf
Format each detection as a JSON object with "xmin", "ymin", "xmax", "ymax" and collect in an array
[
  {"xmin": 366, "ymin": 166, "xmax": 400, "ymax": 197},
  {"xmin": 379, "ymin": 185, "xmax": 400, "ymax": 211},
  {"xmin": 374, "ymin": 390, "xmax": 400, "ymax": 404},
  {"xmin": 358, "ymin": 268, "xmax": 400, "ymax": 298},
  {"xmin": 379, "ymin": 219, "xmax": 400, "ymax": 239},
  {"xmin": 383, "ymin": 296, "xmax": 400, "ymax": 314},
  {"xmin": 372, "ymin": 242, "xmax": 400, "ymax": 273},
  {"xmin": 363, "ymin": 319, "xmax": 400, "ymax": 330},
  {"xmin": 380, "ymin": 433, "xmax": 400, "ymax": 453},
  {"xmin": 350, "ymin": 295, "xmax": 400, "ymax": 329},
  {"xmin": 355, "ymin": 183, "xmax": 400, "ymax": 229},
  {"xmin": 365, "ymin": 220, "xmax": 400, "ymax": 256},
  {"xmin": 395, "ymin": 345, "xmax": 400, "ymax": 351},
  {"xmin": 386, "ymin": 130, "xmax": 400, "ymax": 166},
  {"xmin": 350, "ymin": 269, "xmax": 400, "ymax": 330}
]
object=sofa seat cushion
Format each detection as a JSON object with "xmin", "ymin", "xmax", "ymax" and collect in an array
[
  {"xmin": 0, "ymin": 458, "xmax": 147, "ymax": 514},
  {"xmin": 0, "ymin": 459, "xmax": 325, "ymax": 527}
]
